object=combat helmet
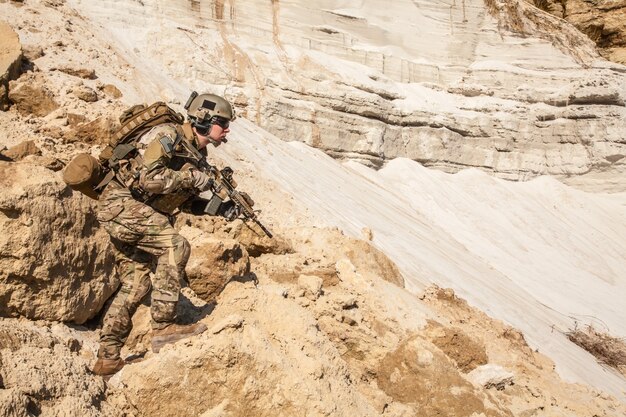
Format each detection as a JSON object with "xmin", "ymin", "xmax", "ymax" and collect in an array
[{"xmin": 184, "ymin": 91, "xmax": 235, "ymax": 132}]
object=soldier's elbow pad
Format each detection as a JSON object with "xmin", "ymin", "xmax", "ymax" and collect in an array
[
  {"xmin": 140, "ymin": 179, "xmax": 166, "ymax": 194},
  {"xmin": 181, "ymin": 170, "xmax": 197, "ymax": 191}
]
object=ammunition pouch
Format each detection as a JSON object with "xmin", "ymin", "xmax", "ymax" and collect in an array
[
  {"xmin": 204, "ymin": 194, "xmax": 224, "ymax": 215},
  {"xmin": 150, "ymin": 191, "xmax": 195, "ymax": 215}
]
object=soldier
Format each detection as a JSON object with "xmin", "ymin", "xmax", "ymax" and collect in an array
[{"xmin": 92, "ymin": 93, "xmax": 241, "ymax": 376}]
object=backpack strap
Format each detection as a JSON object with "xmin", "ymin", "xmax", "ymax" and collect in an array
[
  {"xmin": 94, "ymin": 169, "xmax": 116, "ymax": 192},
  {"xmin": 111, "ymin": 143, "xmax": 136, "ymax": 162}
]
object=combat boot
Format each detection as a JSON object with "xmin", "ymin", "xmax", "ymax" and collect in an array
[
  {"xmin": 92, "ymin": 357, "xmax": 125, "ymax": 377},
  {"xmin": 151, "ymin": 322, "xmax": 208, "ymax": 353}
]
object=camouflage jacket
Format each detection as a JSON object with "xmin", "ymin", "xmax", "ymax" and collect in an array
[{"xmin": 98, "ymin": 122, "xmax": 208, "ymax": 219}]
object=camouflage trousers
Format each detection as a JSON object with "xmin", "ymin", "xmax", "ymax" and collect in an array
[{"xmin": 96, "ymin": 184, "xmax": 190, "ymax": 359}]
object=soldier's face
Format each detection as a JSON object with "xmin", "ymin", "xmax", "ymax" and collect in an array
[
  {"xmin": 208, "ymin": 123, "xmax": 230, "ymax": 145},
  {"xmin": 194, "ymin": 124, "xmax": 230, "ymax": 148}
]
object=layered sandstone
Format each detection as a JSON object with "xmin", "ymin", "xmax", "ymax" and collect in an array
[
  {"xmin": 529, "ymin": 0, "xmax": 626, "ymax": 64},
  {"xmin": 67, "ymin": 0, "xmax": 626, "ymax": 191}
]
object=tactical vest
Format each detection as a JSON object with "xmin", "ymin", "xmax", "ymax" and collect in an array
[{"xmin": 128, "ymin": 122, "xmax": 204, "ymax": 215}]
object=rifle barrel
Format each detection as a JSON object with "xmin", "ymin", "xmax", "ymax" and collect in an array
[{"xmin": 254, "ymin": 218, "xmax": 273, "ymax": 238}]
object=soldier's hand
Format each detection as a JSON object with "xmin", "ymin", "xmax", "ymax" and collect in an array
[
  {"xmin": 218, "ymin": 200, "xmax": 240, "ymax": 222},
  {"xmin": 190, "ymin": 170, "xmax": 214, "ymax": 192}
]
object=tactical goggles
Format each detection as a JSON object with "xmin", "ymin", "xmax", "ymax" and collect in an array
[
  {"xmin": 212, "ymin": 116, "xmax": 230, "ymax": 129},
  {"xmin": 195, "ymin": 116, "xmax": 230, "ymax": 135}
]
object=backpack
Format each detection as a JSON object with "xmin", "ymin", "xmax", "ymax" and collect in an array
[{"xmin": 62, "ymin": 102, "xmax": 185, "ymax": 200}]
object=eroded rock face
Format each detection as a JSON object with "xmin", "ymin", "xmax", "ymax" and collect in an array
[
  {"xmin": 61, "ymin": 0, "xmax": 625, "ymax": 186},
  {"xmin": 182, "ymin": 228, "xmax": 251, "ymax": 303},
  {"xmin": 0, "ymin": 21, "xmax": 22, "ymax": 111},
  {"xmin": 0, "ymin": 319, "xmax": 123, "ymax": 416},
  {"xmin": 8, "ymin": 72, "xmax": 59, "ymax": 117},
  {"xmin": 0, "ymin": 224, "xmax": 623, "ymax": 417},
  {"xmin": 116, "ymin": 283, "xmax": 381, "ymax": 417},
  {"xmin": 530, "ymin": 0, "xmax": 626, "ymax": 64},
  {"xmin": 0, "ymin": 140, "xmax": 40, "ymax": 161},
  {"xmin": 107, "ymin": 228, "xmax": 578, "ymax": 417},
  {"xmin": 0, "ymin": 161, "xmax": 116, "ymax": 323}
]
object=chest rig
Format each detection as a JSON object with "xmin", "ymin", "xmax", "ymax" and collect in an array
[{"xmin": 117, "ymin": 122, "xmax": 206, "ymax": 215}]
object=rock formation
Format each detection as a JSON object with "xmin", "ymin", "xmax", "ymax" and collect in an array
[
  {"xmin": 182, "ymin": 228, "xmax": 251, "ymax": 303},
  {"xmin": 0, "ymin": 320, "xmax": 124, "ymax": 417},
  {"xmin": 0, "ymin": 21, "xmax": 22, "ymax": 111},
  {"xmin": 0, "ymin": 160, "xmax": 116, "ymax": 323},
  {"xmin": 67, "ymin": 0, "xmax": 626, "ymax": 190},
  {"xmin": 8, "ymin": 72, "xmax": 60, "ymax": 118},
  {"xmin": 3, "ymin": 227, "xmax": 623, "ymax": 416},
  {"xmin": 528, "ymin": 0, "xmax": 626, "ymax": 64}
]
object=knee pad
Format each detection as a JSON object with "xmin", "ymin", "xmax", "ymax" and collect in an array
[{"xmin": 172, "ymin": 234, "xmax": 191, "ymax": 267}]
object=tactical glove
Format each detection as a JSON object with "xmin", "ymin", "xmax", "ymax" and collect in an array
[
  {"xmin": 218, "ymin": 200, "xmax": 240, "ymax": 222},
  {"xmin": 190, "ymin": 170, "xmax": 214, "ymax": 192}
]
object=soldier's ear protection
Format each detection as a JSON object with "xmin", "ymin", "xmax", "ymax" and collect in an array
[{"xmin": 193, "ymin": 121, "xmax": 211, "ymax": 136}]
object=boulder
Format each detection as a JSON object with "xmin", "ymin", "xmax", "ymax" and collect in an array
[
  {"xmin": 0, "ymin": 21, "xmax": 22, "ymax": 111},
  {"xmin": 57, "ymin": 66, "xmax": 97, "ymax": 80},
  {"xmin": 100, "ymin": 83, "xmax": 122, "ymax": 98},
  {"xmin": 63, "ymin": 116, "xmax": 112, "ymax": 144},
  {"xmin": 466, "ymin": 364, "xmax": 515, "ymax": 390},
  {"xmin": 181, "ymin": 230, "xmax": 250, "ymax": 302},
  {"xmin": 1, "ymin": 140, "xmax": 40, "ymax": 161},
  {"xmin": 297, "ymin": 274, "xmax": 323, "ymax": 301},
  {"xmin": 0, "ymin": 161, "xmax": 116, "ymax": 323},
  {"xmin": 72, "ymin": 84, "xmax": 98, "ymax": 102},
  {"xmin": 228, "ymin": 220, "xmax": 292, "ymax": 256},
  {"xmin": 8, "ymin": 73, "xmax": 59, "ymax": 117}
]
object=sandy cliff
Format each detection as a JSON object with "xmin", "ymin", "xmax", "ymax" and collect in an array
[
  {"xmin": 528, "ymin": 0, "xmax": 626, "ymax": 65},
  {"xmin": 0, "ymin": 0, "xmax": 625, "ymax": 416},
  {"xmin": 65, "ymin": 0, "xmax": 626, "ymax": 191}
]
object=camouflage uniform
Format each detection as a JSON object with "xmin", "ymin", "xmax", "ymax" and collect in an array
[{"xmin": 96, "ymin": 123, "xmax": 204, "ymax": 360}]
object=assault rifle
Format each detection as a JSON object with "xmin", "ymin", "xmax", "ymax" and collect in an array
[{"xmin": 178, "ymin": 139, "xmax": 273, "ymax": 238}]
